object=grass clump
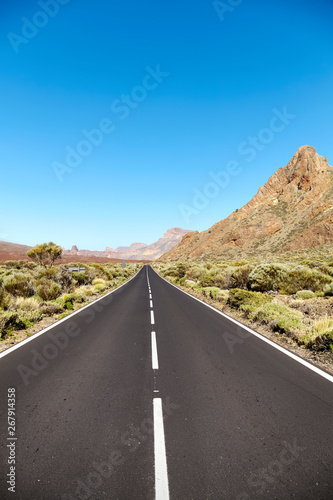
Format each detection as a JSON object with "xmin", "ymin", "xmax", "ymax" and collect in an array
[{"xmin": 295, "ymin": 290, "xmax": 316, "ymax": 300}]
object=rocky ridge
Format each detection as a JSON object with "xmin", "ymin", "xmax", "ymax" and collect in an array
[{"xmin": 161, "ymin": 146, "xmax": 333, "ymax": 261}]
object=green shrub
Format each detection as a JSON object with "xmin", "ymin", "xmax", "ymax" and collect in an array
[
  {"xmin": 229, "ymin": 265, "xmax": 253, "ymax": 289},
  {"xmin": 72, "ymin": 287, "xmax": 90, "ymax": 303},
  {"xmin": 227, "ymin": 288, "xmax": 272, "ymax": 309},
  {"xmin": 0, "ymin": 311, "xmax": 30, "ymax": 335},
  {"xmin": 248, "ymin": 263, "xmax": 332, "ymax": 294},
  {"xmin": 295, "ymin": 290, "xmax": 316, "ymax": 300},
  {"xmin": 166, "ymin": 263, "xmax": 187, "ymax": 279},
  {"xmin": 92, "ymin": 278, "xmax": 106, "ymax": 286},
  {"xmin": 4, "ymin": 260, "xmax": 21, "ymax": 269},
  {"xmin": 10, "ymin": 297, "xmax": 40, "ymax": 311},
  {"xmin": 35, "ymin": 266, "xmax": 59, "ymax": 280},
  {"xmin": 199, "ymin": 272, "xmax": 216, "ymax": 287},
  {"xmin": 227, "ymin": 289, "xmax": 303, "ymax": 334},
  {"xmin": 65, "ymin": 301, "xmax": 73, "ymax": 310},
  {"xmin": 73, "ymin": 271, "xmax": 92, "ymax": 286},
  {"xmin": 3, "ymin": 273, "xmax": 34, "ymax": 297},
  {"xmin": 184, "ymin": 279, "xmax": 196, "ymax": 288},
  {"xmin": 39, "ymin": 303, "xmax": 63, "ymax": 315},
  {"xmin": 308, "ymin": 332, "xmax": 333, "ymax": 352},
  {"xmin": 36, "ymin": 280, "xmax": 62, "ymax": 301},
  {"xmin": 323, "ymin": 283, "xmax": 333, "ymax": 296},
  {"xmin": 57, "ymin": 268, "xmax": 74, "ymax": 292},
  {"xmin": 0, "ymin": 287, "xmax": 10, "ymax": 310},
  {"xmin": 202, "ymin": 287, "xmax": 221, "ymax": 299}
]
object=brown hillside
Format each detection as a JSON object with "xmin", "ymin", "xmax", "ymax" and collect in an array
[
  {"xmin": 0, "ymin": 241, "xmax": 148, "ymax": 264},
  {"xmin": 161, "ymin": 146, "xmax": 333, "ymax": 261}
]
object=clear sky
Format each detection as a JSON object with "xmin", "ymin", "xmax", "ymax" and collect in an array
[{"xmin": 1, "ymin": 0, "xmax": 333, "ymax": 250}]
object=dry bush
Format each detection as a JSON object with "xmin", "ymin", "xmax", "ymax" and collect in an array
[
  {"xmin": 36, "ymin": 280, "xmax": 62, "ymax": 301},
  {"xmin": 3, "ymin": 273, "xmax": 34, "ymax": 297}
]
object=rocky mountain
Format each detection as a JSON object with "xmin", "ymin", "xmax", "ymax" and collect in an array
[
  {"xmin": 161, "ymin": 146, "xmax": 333, "ymax": 261},
  {"xmin": 64, "ymin": 227, "xmax": 192, "ymax": 261},
  {"xmin": 0, "ymin": 241, "xmax": 141, "ymax": 264}
]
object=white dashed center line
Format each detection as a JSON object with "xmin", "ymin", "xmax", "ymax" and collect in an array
[
  {"xmin": 147, "ymin": 267, "xmax": 170, "ymax": 499},
  {"xmin": 153, "ymin": 398, "xmax": 170, "ymax": 500},
  {"xmin": 151, "ymin": 331, "xmax": 159, "ymax": 370}
]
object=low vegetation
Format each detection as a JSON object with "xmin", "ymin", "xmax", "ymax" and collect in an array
[
  {"xmin": 154, "ymin": 257, "xmax": 333, "ymax": 353},
  {"xmin": 0, "ymin": 256, "xmax": 141, "ymax": 342}
]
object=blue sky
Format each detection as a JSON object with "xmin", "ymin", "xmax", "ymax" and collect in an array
[{"xmin": 1, "ymin": 0, "xmax": 333, "ymax": 250}]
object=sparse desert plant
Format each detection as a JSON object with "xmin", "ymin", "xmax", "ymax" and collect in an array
[
  {"xmin": 227, "ymin": 288, "xmax": 272, "ymax": 309},
  {"xmin": 10, "ymin": 297, "xmax": 40, "ymax": 311},
  {"xmin": 27, "ymin": 242, "xmax": 62, "ymax": 268},
  {"xmin": 78, "ymin": 285, "xmax": 95, "ymax": 297},
  {"xmin": 72, "ymin": 271, "xmax": 92, "ymax": 286},
  {"xmin": 3, "ymin": 273, "xmax": 34, "ymax": 297},
  {"xmin": 36, "ymin": 280, "xmax": 62, "ymax": 301},
  {"xmin": 72, "ymin": 287, "xmax": 89, "ymax": 303},
  {"xmin": 248, "ymin": 263, "xmax": 332, "ymax": 294},
  {"xmin": 302, "ymin": 318, "xmax": 333, "ymax": 351},
  {"xmin": 323, "ymin": 283, "xmax": 333, "ymax": 296},
  {"xmin": 185, "ymin": 279, "xmax": 196, "ymax": 288},
  {"xmin": 57, "ymin": 268, "xmax": 74, "ymax": 292},
  {"xmin": 229, "ymin": 265, "xmax": 253, "ymax": 289},
  {"xmin": 198, "ymin": 271, "xmax": 217, "ymax": 287},
  {"xmin": 39, "ymin": 303, "xmax": 63, "ymax": 315},
  {"xmin": 0, "ymin": 286, "xmax": 10, "ymax": 310},
  {"xmin": 92, "ymin": 278, "xmax": 106, "ymax": 286},
  {"xmin": 202, "ymin": 287, "xmax": 221, "ymax": 299},
  {"xmin": 35, "ymin": 266, "xmax": 59, "ymax": 280},
  {"xmin": 295, "ymin": 290, "xmax": 316, "ymax": 300},
  {"xmin": 0, "ymin": 310, "xmax": 40, "ymax": 336}
]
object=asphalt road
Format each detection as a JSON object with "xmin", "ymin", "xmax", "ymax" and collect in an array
[{"xmin": 0, "ymin": 265, "xmax": 332, "ymax": 499}]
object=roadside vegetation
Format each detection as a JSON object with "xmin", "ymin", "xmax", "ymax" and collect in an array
[
  {"xmin": 0, "ymin": 245, "xmax": 141, "ymax": 343},
  {"xmin": 154, "ymin": 258, "xmax": 333, "ymax": 353}
]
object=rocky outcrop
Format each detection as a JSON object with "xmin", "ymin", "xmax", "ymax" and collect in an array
[
  {"xmin": 161, "ymin": 146, "xmax": 333, "ymax": 261},
  {"xmin": 64, "ymin": 228, "xmax": 193, "ymax": 261}
]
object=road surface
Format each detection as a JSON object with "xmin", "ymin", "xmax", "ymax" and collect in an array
[{"xmin": 0, "ymin": 265, "xmax": 332, "ymax": 499}]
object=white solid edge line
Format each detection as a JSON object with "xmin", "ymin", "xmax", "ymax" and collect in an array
[
  {"xmin": 154, "ymin": 398, "xmax": 170, "ymax": 500},
  {"xmin": 0, "ymin": 268, "xmax": 142, "ymax": 360},
  {"xmin": 151, "ymin": 331, "xmax": 159, "ymax": 370},
  {"xmin": 150, "ymin": 267, "xmax": 333, "ymax": 384},
  {"xmin": 151, "ymin": 310, "xmax": 155, "ymax": 325}
]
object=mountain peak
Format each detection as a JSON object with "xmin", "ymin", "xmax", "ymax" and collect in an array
[{"xmin": 162, "ymin": 146, "xmax": 333, "ymax": 261}]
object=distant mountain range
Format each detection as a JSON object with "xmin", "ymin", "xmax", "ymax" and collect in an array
[
  {"xmin": 63, "ymin": 228, "xmax": 192, "ymax": 261},
  {"xmin": 0, "ymin": 228, "xmax": 192, "ymax": 263},
  {"xmin": 161, "ymin": 146, "xmax": 333, "ymax": 261}
]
